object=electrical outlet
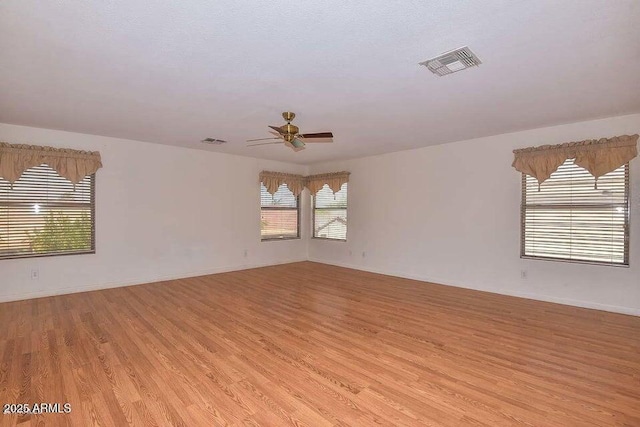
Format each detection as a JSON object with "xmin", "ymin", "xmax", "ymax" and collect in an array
[
  {"xmin": 349, "ymin": 250, "xmax": 353, "ymax": 256},
  {"xmin": 362, "ymin": 251, "xmax": 366, "ymax": 258},
  {"xmin": 243, "ymin": 249, "xmax": 248, "ymax": 258},
  {"xmin": 31, "ymin": 269, "xmax": 39, "ymax": 280},
  {"xmin": 521, "ymin": 270, "xmax": 527, "ymax": 280}
]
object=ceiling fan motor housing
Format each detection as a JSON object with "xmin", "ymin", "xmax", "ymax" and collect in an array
[{"xmin": 282, "ymin": 123, "xmax": 299, "ymax": 135}]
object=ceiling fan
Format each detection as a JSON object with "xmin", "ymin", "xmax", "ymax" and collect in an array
[{"xmin": 246, "ymin": 112, "xmax": 333, "ymax": 151}]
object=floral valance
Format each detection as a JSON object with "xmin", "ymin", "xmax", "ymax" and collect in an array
[
  {"xmin": 305, "ymin": 171, "xmax": 350, "ymax": 194},
  {"xmin": 259, "ymin": 171, "xmax": 306, "ymax": 196},
  {"xmin": 0, "ymin": 141, "xmax": 103, "ymax": 184},
  {"xmin": 512, "ymin": 134, "xmax": 638, "ymax": 186},
  {"xmin": 260, "ymin": 170, "xmax": 350, "ymax": 195}
]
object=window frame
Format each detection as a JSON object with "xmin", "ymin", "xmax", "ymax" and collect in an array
[
  {"xmin": 260, "ymin": 185, "xmax": 301, "ymax": 242},
  {"xmin": 520, "ymin": 163, "xmax": 630, "ymax": 267},
  {"xmin": 312, "ymin": 184, "xmax": 348, "ymax": 242},
  {"xmin": 0, "ymin": 170, "xmax": 96, "ymax": 261}
]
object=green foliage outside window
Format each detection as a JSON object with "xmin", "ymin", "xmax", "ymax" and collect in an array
[{"xmin": 27, "ymin": 211, "xmax": 92, "ymax": 253}]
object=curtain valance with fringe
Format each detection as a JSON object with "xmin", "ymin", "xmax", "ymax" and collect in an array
[
  {"xmin": 304, "ymin": 171, "xmax": 350, "ymax": 194},
  {"xmin": 0, "ymin": 141, "xmax": 103, "ymax": 184},
  {"xmin": 512, "ymin": 134, "xmax": 638, "ymax": 187},
  {"xmin": 260, "ymin": 171, "xmax": 350, "ymax": 195},
  {"xmin": 259, "ymin": 171, "xmax": 306, "ymax": 196}
]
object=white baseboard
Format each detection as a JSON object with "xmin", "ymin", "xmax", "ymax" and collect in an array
[
  {"xmin": 308, "ymin": 258, "xmax": 640, "ymax": 317},
  {"xmin": 3, "ymin": 257, "xmax": 638, "ymax": 317},
  {"xmin": 0, "ymin": 258, "xmax": 307, "ymax": 303}
]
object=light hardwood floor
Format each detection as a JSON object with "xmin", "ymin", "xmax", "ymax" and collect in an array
[{"xmin": 1, "ymin": 261, "xmax": 639, "ymax": 426}]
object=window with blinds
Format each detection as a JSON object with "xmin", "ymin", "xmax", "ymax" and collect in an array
[
  {"xmin": 260, "ymin": 183, "xmax": 300, "ymax": 240},
  {"xmin": 313, "ymin": 183, "xmax": 347, "ymax": 241},
  {"xmin": 0, "ymin": 164, "xmax": 95, "ymax": 260},
  {"xmin": 521, "ymin": 159, "xmax": 629, "ymax": 266}
]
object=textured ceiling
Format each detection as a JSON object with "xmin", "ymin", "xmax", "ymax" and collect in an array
[{"xmin": 1, "ymin": 1, "xmax": 639, "ymax": 164}]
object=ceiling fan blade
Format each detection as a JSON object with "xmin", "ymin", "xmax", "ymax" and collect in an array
[
  {"xmin": 298, "ymin": 135, "xmax": 333, "ymax": 143},
  {"xmin": 246, "ymin": 137, "xmax": 280, "ymax": 142},
  {"xmin": 298, "ymin": 132, "xmax": 333, "ymax": 139},
  {"xmin": 247, "ymin": 141, "xmax": 282, "ymax": 147},
  {"xmin": 268, "ymin": 125, "xmax": 285, "ymax": 134},
  {"xmin": 298, "ymin": 138, "xmax": 333, "ymax": 143},
  {"xmin": 291, "ymin": 138, "xmax": 305, "ymax": 149}
]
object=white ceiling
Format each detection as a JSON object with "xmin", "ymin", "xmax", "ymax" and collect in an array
[{"xmin": 1, "ymin": 1, "xmax": 639, "ymax": 164}]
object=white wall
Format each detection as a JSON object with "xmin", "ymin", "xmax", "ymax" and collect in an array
[
  {"xmin": 308, "ymin": 114, "xmax": 640, "ymax": 315},
  {"xmin": 0, "ymin": 123, "xmax": 310, "ymax": 302},
  {"xmin": 3, "ymin": 115, "xmax": 639, "ymax": 315}
]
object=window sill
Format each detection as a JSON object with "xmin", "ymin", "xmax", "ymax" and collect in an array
[
  {"xmin": 521, "ymin": 255, "xmax": 629, "ymax": 268},
  {"xmin": 261, "ymin": 237, "xmax": 301, "ymax": 242},
  {"xmin": 312, "ymin": 237, "xmax": 347, "ymax": 242},
  {"xmin": 0, "ymin": 250, "xmax": 96, "ymax": 261}
]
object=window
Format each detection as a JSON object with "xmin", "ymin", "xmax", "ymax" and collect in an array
[
  {"xmin": 313, "ymin": 183, "xmax": 347, "ymax": 240},
  {"xmin": 521, "ymin": 159, "xmax": 629, "ymax": 266},
  {"xmin": 0, "ymin": 164, "xmax": 95, "ymax": 260},
  {"xmin": 260, "ymin": 183, "xmax": 300, "ymax": 240}
]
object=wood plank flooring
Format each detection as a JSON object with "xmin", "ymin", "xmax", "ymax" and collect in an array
[{"xmin": 1, "ymin": 261, "xmax": 639, "ymax": 426}]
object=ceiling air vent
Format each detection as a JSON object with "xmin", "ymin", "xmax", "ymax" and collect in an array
[
  {"xmin": 201, "ymin": 137, "xmax": 227, "ymax": 145},
  {"xmin": 419, "ymin": 46, "xmax": 481, "ymax": 76}
]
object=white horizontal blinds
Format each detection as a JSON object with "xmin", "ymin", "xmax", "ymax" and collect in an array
[
  {"xmin": 0, "ymin": 164, "xmax": 95, "ymax": 260},
  {"xmin": 314, "ymin": 183, "xmax": 347, "ymax": 240},
  {"xmin": 260, "ymin": 183, "xmax": 299, "ymax": 239},
  {"xmin": 522, "ymin": 159, "xmax": 629, "ymax": 265}
]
